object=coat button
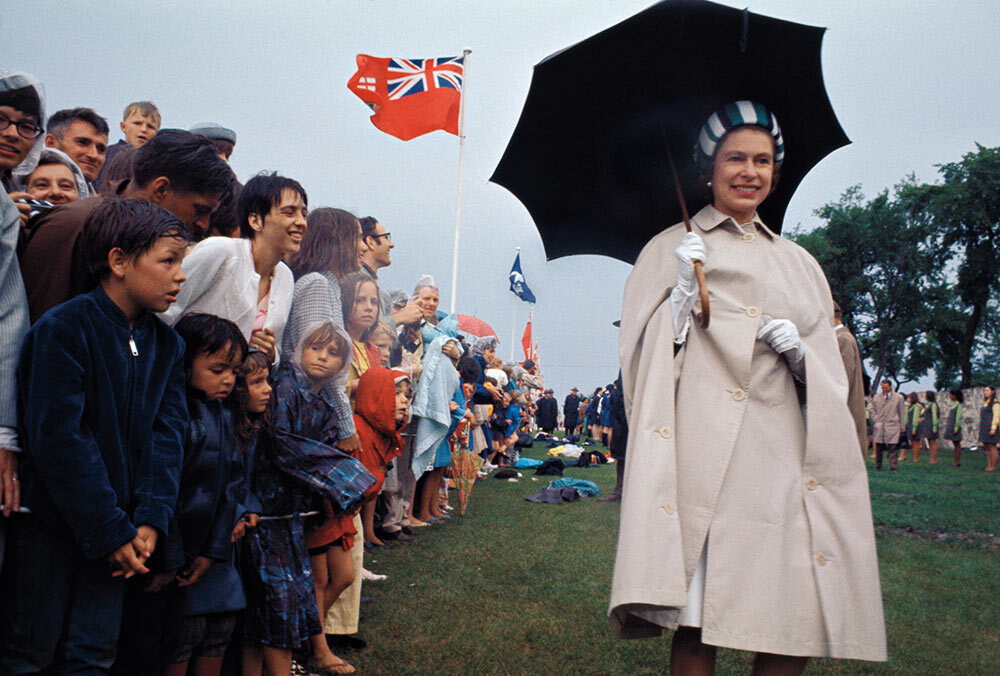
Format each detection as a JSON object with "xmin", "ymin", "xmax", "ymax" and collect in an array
[
  {"xmin": 732, "ymin": 389, "xmax": 746, "ymax": 402},
  {"xmin": 746, "ymin": 306, "xmax": 760, "ymax": 318},
  {"xmin": 658, "ymin": 426, "xmax": 672, "ymax": 439},
  {"xmin": 742, "ymin": 232, "xmax": 756, "ymax": 243},
  {"xmin": 661, "ymin": 503, "xmax": 674, "ymax": 515},
  {"xmin": 815, "ymin": 553, "xmax": 827, "ymax": 566},
  {"xmin": 805, "ymin": 477, "xmax": 819, "ymax": 490}
]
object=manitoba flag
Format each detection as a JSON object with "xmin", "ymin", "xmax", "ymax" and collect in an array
[{"xmin": 348, "ymin": 54, "xmax": 464, "ymax": 141}]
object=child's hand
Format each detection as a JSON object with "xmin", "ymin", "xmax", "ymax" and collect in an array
[
  {"xmin": 449, "ymin": 401, "xmax": 459, "ymax": 412},
  {"xmin": 250, "ymin": 328, "xmax": 277, "ymax": 363},
  {"xmin": 108, "ymin": 539, "xmax": 150, "ymax": 579},
  {"xmin": 177, "ymin": 556, "xmax": 212, "ymax": 587},
  {"xmin": 144, "ymin": 570, "xmax": 176, "ymax": 593},
  {"xmin": 337, "ymin": 433, "xmax": 361, "ymax": 452},
  {"xmin": 135, "ymin": 525, "xmax": 158, "ymax": 557},
  {"xmin": 231, "ymin": 513, "xmax": 259, "ymax": 542}
]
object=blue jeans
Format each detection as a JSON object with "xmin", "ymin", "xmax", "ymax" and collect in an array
[{"xmin": 0, "ymin": 515, "xmax": 126, "ymax": 674}]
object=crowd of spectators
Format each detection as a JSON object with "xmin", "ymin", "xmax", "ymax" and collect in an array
[{"xmin": 0, "ymin": 71, "xmax": 551, "ymax": 676}]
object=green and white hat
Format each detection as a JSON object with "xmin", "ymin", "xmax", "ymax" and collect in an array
[{"xmin": 695, "ymin": 100, "xmax": 784, "ymax": 171}]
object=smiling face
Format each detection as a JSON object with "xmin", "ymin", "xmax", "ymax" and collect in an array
[
  {"xmin": 190, "ymin": 342, "xmax": 241, "ymax": 400},
  {"xmin": 26, "ymin": 162, "xmax": 79, "ymax": 204},
  {"xmin": 46, "ymin": 119, "xmax": 108, "ymax": 182},
  {"xmin": 118, "ymin": 234, "xmax": 188, "ymax": 315},
  {"xmin": 0, "ymin": 105, "xmax": 39, "ymax": 171},
  {"xmin": 709, "ymin": 127, "xmax": 775, "ymax": 225},
  {"xmin": 364, "ymin": 220, "xmax": 393, "ymax": 268},
  {"xmin": 252, "ymin": 188, "xmax": 308, "ymax": 257},
  {"xmin": 120, "ymin": 111, "xmax": 159, "ymax": 147},
  {"xmin": 300, "ymin": 339, "xmax": 346, "ymax": 385},
  {"xmin": 347, "ymin": 280, "xmax": 380, "ymax": 337},
  {"xmin": 416, "ymin": 286, "xmax": 439, "ymax": 319}
]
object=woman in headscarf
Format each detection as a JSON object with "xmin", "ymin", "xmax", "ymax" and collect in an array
[
  {"xmin": 16, "ymin": 147, "xmax": 88, "ymax": 206},
  {"xmin": 610, "ymin": 101, "xmax": 886, "ymax": 673}
]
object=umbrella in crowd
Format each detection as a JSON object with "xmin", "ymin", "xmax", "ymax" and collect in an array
[
  {"xmin": 491, "ymin": 0, "xmax": 850, "ymax": 266},
  {"xmin": 449, "ymin": 422, "xmax": 484, "ymax": 516},
  {"xmin": 456, "ymin": 313, "xmax": 498, "ymax": 339}
]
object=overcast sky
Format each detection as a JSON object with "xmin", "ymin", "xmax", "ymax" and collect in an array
[{"xmin": 6, "ymin": 0, "xmax": 999, "ymax": 397}]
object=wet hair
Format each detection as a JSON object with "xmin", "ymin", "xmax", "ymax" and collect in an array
[
  {"xmin": 122, "ymin": 101, "xmax": 161, "ymax": 125},
  {"xmin": 339, "ymin": 272, "xmax": 380, "ymax": 342},
  {"xmin": 457, "ymin": 356, "xmax": 482, "ymax": 384},
  {"xmin": 46, "ymin": 107, "xmax": 109, "ymax": 138},
  {"xmin": 289, "ymin": 207, "xmax": 361, "ymax": 280},
  {"xmin": 925, "ymin": 391, "xmax": 937, "ymax": 403},
  {"xmin": 359, "ymin": 215, "xmax": 380, "ymax": 241},
  {"xmin": 302, "ymin": 322, "xmax": 351, "ymax": 366},
  {"xmin": 200, "ymin": 182, "xmax": 240, "ymax": 241},
  {"xmin": 233, "ymin": 351, "xmax": 273, "ymax": 452},
  {"xmin": 950, "ymin": 389, "xmax": 964, "ymax": 403},
  {"xmin": 82, "ymin": 197, "xmax": 188, "ymax": 282},
  {"xmin": 98, "ymin": 144, "xmax": 138, "ymax": 194},
  {"xmin": 238, "ymin": 171, "xmax": 308, "ymax": 239},
  {"xmin": 132, "ymin": 129, "xmax": 233, "ymax": 197},
  {"xmin": 0, "ymin": 85, "xmax": 42, "ymax": 122},
  {"xmin": 369, "ymin": 321, "xmax": 396, "ymax": 346},
  {"xmin": 173, "ymin": 312, "xmax": 248, "ymax": 374}
]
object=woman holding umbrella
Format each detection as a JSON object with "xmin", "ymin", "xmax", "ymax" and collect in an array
[{"xmin": 610, "ymin": 102, "xmax": 886, "ymax": 673}]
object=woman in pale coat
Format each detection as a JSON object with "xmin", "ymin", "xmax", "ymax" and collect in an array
[{"xmin": 610, "ymin": 102, "xmax": 886, "ymax": 674}]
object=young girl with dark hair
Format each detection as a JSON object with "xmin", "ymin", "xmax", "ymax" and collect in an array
[
  {"xmin": 906, "ymin": 392, "xmax": 925, "ymax": 463},
  {"xmin": 161, "ymin": 313, "xmax": 251, "ymax": 676},
  {"xmin": 944, "ymin": 390, "xmax": 964, "ymax": 466},
  {"xmin": 922, "ymin": 391, "xmax": 940, "ymax": 464},
  {"xmin": 979, "ymin": 386, "xmax": 999, "ymax": 472}
]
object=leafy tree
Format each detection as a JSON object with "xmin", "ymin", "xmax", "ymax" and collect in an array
[
  {"xmin": 900, "ymin": 144, "xmax": 1000, "ymax": 387},
  {"xmin": 789, "ymin": 182, "xmax": 942, "ymax": 388}
]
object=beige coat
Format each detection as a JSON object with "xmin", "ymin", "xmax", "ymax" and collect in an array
[
  {"xmin": 870, "ymin": 390, "xmax": 905, "ymax": 444},
  {"xmin": 836, "ymin": 325, "xmax": 868, "ymax": 456},
  {"xmin": 609, "ymin": 206, "xmax": 886, "ymax": 661}
]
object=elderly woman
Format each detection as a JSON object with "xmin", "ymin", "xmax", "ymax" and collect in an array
[
  {"xmin": 610, "ymin": 102, "xmax": 886, "ymax": 674},
  {"xmin": 17, "ymin": 147, "xmax": 88, "ymax": 205}
]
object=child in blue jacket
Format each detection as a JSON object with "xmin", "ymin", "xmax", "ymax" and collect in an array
[{"xmin": 0, "ymin": 198, "xmax": 189, "ymax": 673}]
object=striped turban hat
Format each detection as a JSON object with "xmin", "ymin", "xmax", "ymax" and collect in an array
[{"xmin": 695, "ymin": 100, "xmax": 784, "ymax": 172}]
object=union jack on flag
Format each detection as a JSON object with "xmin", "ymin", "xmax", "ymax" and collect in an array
[{"xmin": 386, "ymin": 57, "xmax": 464, "ymax": 101}]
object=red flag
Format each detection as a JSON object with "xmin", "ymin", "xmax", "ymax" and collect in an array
[
  {"xmin": 522, "ymin": 317, "xmax": 533, "ymax": 361},
  {"xmin": 347, "ymin": 54, "xmax": 464, "ymax": 141}
]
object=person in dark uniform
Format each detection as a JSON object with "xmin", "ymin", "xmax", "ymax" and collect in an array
[
  {"xmin": 563, "ymin": 387, "xmax": 580, "ymax": 436},
  {"xmin": 535, "ymin": 389, "xmax": 558, "ymax": 434},
  {"xmin": 943, "ymin": 390, "xmax": 963, "ymax": 466},
  {"xmin": 599, "ymin": 373, "xmax": 628, "ymax": 502}
]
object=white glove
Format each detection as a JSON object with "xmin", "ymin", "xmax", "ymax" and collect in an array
[
  {"xmin": 669, "ymin": 233, "xmax": 706, "ymax": 340},
  {"xmin": 757, "ymin": 315, "xmax": 804, "ymax": 380}
]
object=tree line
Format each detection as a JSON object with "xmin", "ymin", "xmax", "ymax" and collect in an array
[{"xmin": 789, "ymin": 144, "xmax": 1000, "ymax": 389}]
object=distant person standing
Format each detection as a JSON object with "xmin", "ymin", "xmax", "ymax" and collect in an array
[
  {"xmin": 871, "ymin": 380, "xmax": 905, "ymax": 471},
  {"xmin": 944, "ymin": 390, "xmax": 964, "ymax": 466},
  {"xmin": 921, "ymin": 391, "xmax": 940, "ymax": 464},
  {"xmin": 978, "ymin": 385, "xmax": 999, "ymax": 472},
  {"xmin": 905, "ymin": 392, "xmax": 924, "ymax": 463},
  {"xmin": 833, "ymin": 301, "xmax": 867, "ymax": 457},
  {"xmin": 535, "ymin": 389, "xmax": 558, "ymax": 434},
  {"xmin": 563, "ymin": 387, "xmax": 580, "ymax": 436}
]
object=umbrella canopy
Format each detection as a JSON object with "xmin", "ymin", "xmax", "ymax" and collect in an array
[
  {"xmin": 456, "ymin": 313, "xmax": 498, "ymax": 339},
  {"xmin": 490, "ymin": 0, "xmax": 849, "ymax": 264},
  {"xmin": 449, "ymin": 423, "xmax": 484, "ymax": 516}
]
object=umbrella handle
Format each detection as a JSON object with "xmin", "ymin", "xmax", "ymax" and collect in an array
[{"xmin": 694, "ymin": 262, "xmax": 710, "ymax": 328}]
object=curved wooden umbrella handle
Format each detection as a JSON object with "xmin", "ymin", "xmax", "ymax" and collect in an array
[{"xmin": 694, "ymin": 261, "xmax": 710, "ymax": 328}]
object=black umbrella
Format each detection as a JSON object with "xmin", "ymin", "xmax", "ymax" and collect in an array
[{"xmin": 490, "ymin": 0, "xmax": 849, "ymax": 266}]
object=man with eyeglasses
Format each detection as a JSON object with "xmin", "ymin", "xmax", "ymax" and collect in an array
[
  {"xmin": 359, "ymin": 215, "xmax": 422, "ymax": 327},
  {"xmin": 0, "ymin": 72, "xmax": 44, "ymax": 576}
]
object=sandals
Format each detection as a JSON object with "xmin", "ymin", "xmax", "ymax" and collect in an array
[{"xmin": 307, "ymin": 656, "xmax": 357, "ymax": 675}]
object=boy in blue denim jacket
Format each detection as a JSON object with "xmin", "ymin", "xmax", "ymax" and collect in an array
[{"xmin": 0, "ymin": 197, "xmax": 189, "ymax": 674}]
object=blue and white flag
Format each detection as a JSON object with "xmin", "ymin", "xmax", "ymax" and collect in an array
[{"xmin": 508, "ymin": 253, "xmax": 536, "ymax": 304}]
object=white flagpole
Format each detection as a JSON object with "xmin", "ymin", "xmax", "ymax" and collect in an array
[
  {"xmin": 449, "ymin": 48, "xmax": 472, "ymax": 315},
  {"xmin": 510, "ymin": 246, "xmax": 519, "ymax": 361}
]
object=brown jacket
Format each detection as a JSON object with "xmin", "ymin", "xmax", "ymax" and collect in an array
[
  {"xmin": 610, "ymin": 205, "xmax": 886, "ymax": 661},
  {"xmin": 870, "ymin": 389, "xmax": 905, "ymax": 444},
  {"xmin": 836, "ymin": 324, "xmax": 868, "ymax": 456}
]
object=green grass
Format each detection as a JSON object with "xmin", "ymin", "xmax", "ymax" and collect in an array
[{"xmin": 347, "ymin": 441, "xmax": 1000, "ymax": 675}]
